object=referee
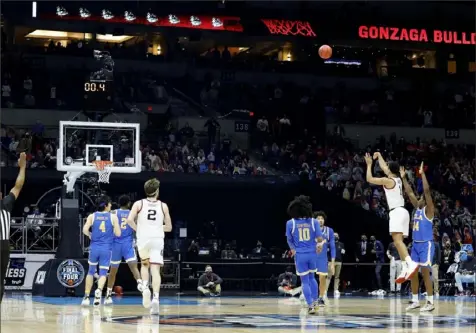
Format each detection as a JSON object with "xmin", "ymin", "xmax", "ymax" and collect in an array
[{"xmin": 1, "ymin": 152, "xmax": 26, "ymax": 301}]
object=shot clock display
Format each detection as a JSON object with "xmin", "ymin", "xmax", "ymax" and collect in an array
[
  {"xmin": 84, "ymin": 82, "xmax": 108, "ymax": 92},
  {"xmin": 83, "ymin": 80, "xmax": 113, "ymax": 110}
]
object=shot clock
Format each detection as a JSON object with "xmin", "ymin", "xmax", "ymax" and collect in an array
[{"xmin": 83, "ymin": 79, "xmax": 113, "ymax": 110}]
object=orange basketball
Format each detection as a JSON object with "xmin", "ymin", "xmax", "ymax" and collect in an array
[
  {"xmin": 114, "ymin": 286, "xmax": 123, "ymax": 295},
  {"xmin": 318, "ymin": 45, "xmax": 332, "ymax": 60}
]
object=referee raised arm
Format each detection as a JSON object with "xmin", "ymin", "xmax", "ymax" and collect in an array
[{"xmin": 0, "ymin": 152, "xmax": 26, "ymax": 301}]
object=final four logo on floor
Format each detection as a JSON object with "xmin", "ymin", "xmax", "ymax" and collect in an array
[
  {"xmin": 57, "ymin": 259, "xmax": 85, "ymax": 288},
  {"xmin": 106, "ymin": 314, "xmax": 476, "ymax": 329}
]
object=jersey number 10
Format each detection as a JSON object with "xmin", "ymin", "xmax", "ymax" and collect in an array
[{"xmin": 298, "ymin": 227, "xmax": 311, "ymax": 241}]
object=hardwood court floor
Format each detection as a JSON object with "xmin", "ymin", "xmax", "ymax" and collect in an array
[{"xmin": 1, "ymin": 293, "xmax": 475, "ymax": 333}]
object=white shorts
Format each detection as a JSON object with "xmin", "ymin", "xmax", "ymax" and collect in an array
[
  {"xmin": 388, "ymin": 207, "xmax": 410, "ymax": 237},
  {"xmin": 137, "ymin": 238, "xmax": 164, "ymax": 265}
]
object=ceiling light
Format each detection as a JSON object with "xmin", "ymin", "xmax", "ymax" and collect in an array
[
  {"xmin": 102, "ymin": 9, "xmax": 113, "ymax": 20},
  {"xmin": 56, "ymin": 6, "xmax": 68, "ymax": 17},
  {"xmin": 79, "ymin": 8, "xmax": 91, "ymax": 18},
  {"xmin": 147, "ymin": 12, "xmax": 158, "ymax": 23},
  {"xmin": 168, "ymin": 14, "xmax": 180, "ymax": 24},
  {"xmin": 124, "ymin": 11, "xmax": 136, "ymax": 21}
]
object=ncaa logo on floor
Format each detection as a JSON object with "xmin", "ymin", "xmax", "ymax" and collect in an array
[
  {"xmin": 56, "ymin": 259, "xmax": 85, "ymax": 288},
  {"xmin": 107, "ymin": 314, "xmax": 476, "ymax": 329}
]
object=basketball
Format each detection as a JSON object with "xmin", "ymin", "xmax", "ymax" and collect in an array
[
  {"xmin": 318, "ymin": 45, "xmax": 332, "ymax": 60},
  {"xmin": 114, "ymin": 286, "xmax": 123, "ymax": 295}
]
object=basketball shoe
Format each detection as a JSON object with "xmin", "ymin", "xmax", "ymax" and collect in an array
[
  {"xmin": 420, "ymin": 302, "xmax": 435, "ymax": 312},
  {"xmin": 81, "ymin": 296, "xmax": 90, "ymax": 306},
  {"xmin": 150, "ymin": 299, "xmax": 160, "ymax": 315},
  {"xmin": 142, "ymin": 284, "xmax": 152, "ymax": 308},
  {"xmin": 93, "ymin": 289, "xmax": 102, "ymax": 306}
]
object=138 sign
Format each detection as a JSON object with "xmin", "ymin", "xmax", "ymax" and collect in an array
[{"xmin": 234, "ymin": 121, "xmax": 250, "ymax": 133}]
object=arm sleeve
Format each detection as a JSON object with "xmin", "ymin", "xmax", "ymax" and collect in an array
[
  {"xmin": 2, "ymin": 193, "xmax": 16, "ymax": 212},
  {"xmin": 213, "ymin": 273, "xmax": 223, "ymax": 285},
  {"xmin": 286, "ymin": 221, "xmax": 295, "ymax": 250},
  {"xmin": 329, "ymin": 228, "xmax": 336, "ymax": 259},
  {"xmin": 314, "ymin": 220, "xmax": 323, "ymax": 239}
]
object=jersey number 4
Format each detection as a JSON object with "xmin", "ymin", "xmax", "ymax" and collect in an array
[
  {"xmin": 298, "ymin": 228, "xmax": 311, "ymax": 241},
  {"xmin": 99, "ymin": 221, "xmax": 106, "ymax": 232}
]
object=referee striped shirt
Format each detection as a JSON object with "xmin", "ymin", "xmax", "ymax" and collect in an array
[{"xmin": 0, "ymin": 193, "xmax": 15, "ymax": 240}]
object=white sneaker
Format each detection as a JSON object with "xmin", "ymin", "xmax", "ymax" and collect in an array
[
  {"xmin": 93, "ymin": 289, "xmax": 102, "ymax": 307},
  {"xmin": 396, "ymin": 264, "xmax": 408, "ymax": 284},
  {"xmin": 405, "ymin": 302, "xmax": 420, "ymax": 311},
  {"xmin": 420, "ymin": 302, "xmax": 435, "ymax": 312},
  {"xmin": 434, "ymin": 292, "xmax": 439, "ymax": 298},
  {"xmin": 142, "ymin": 287, "xmax": 151, "ymax": 309},
  {"xmin": 137, "ymin": 280, "xmax": 144, "ymax": 293},
  {"xmin": 81, "ymin": 297, "xmax": 90, "ymax": 306},
  {"xmin": 104, "ymin": 296, "xmax": 113, "ymax": 305},
  {"xmin": 334, "ymin": 290, "xmax": 340, "ymax": 298},
  {"xmin": 404, "ymin": 261, "xmax": 419, "ymax": 281},
  {"xmin": 150, "ymin": 299, "xmax": 159, "ymax": 315}
]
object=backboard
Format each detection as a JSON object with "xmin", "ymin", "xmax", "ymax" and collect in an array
[{"xmin": 57, "ymin": 121, "xmax": 141, "ymax": 174}]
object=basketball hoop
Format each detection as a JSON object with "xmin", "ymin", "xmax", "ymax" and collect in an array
[{"xmin": 92, "ymin": 161, "xmax": 113, "ymax": 183}]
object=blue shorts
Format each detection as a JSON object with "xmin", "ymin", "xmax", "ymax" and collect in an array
[
  {"xmin": 315, "ymin": 252, "xmax": 328, "ymax": 276},
  {"xmin": 295, "ymin": 252, "xmax": 317, "ymax": 276},
  {"xmin": 88, "ymin": 246, "xmax": 112, "ymax": 270},
  {"xmin": 111, "ymin": 240, "xmax": 137, "ymax": 267},
  {"xmin": 411, "ymin": 241, "xmax": 434, "ymax": 267}
]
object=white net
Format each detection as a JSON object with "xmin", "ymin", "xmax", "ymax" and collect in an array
[{"xmin": 93, "ymin": 161, "xmax": 113, "ymax": 183}]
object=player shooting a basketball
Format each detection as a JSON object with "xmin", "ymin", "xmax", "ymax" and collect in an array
[
  {"xmin": 365, "ymin": 152, "xmax": 418, "ymax": 283},
  {"xmin": 401, "ymin": 162, "xmax": 435, "ymax": 312}
]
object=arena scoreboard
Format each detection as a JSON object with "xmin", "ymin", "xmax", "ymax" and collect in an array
[{"xmin": 83, "ymin": 79, "xmax": 113, "ymax": 110}]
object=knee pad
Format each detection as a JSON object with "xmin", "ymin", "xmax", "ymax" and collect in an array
[
  {"xmin": 88, "ymin": 265, "xmax": 97, "ymax": 275},
  {"xmin": 99, "ymin": 267, "xmax": 109, "ymax": 277}
]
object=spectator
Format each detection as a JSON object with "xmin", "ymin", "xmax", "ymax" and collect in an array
[
  {"xmin": 23, "ymin": 76, "xmax": 33, "ymax": 91},
  {"xmin": 2, "ymin": 80, "xmax": 11, "ymax": 107},
  {"xmin": 370, "ymin": 235, "xmax": 385, "ymax": 291},
  {"xmin": 187, "ymin": 239, "xmax": 200, "ymax": 259},
  {"xmin": 209, "ymin": 241, "xmax": 221, "ymax": 259},
  {"xmin": 179, "ymin": 122, "xmax": 194, "ymax": 142},
  {"xmin": 441, "ymin": 240, "xmax": 455, "ymax": 274},
  {"xmin": 326, "ymin": 232, "xmax": 345, "ymax": 297},
  {"xmin": 204, "ymin": 117, "xmax": 220, "ymax": 147},
  {"xmin": 24, "ymin": 92, "xmax": 35, "ymax": 107},
  {"xmin": 197, "ymin": 265, "xmax": 222, "ymax": 297},
  {"xmin": 454, "ymin": 246, "xmax": 476, "ymax": 296},
  {"xmin": 356, "ymin": 234, "xmax": 371, "ymax": 263},
  {"xmin": 277, "ymin": 266, "xmax": 301, "ymax": 296},
  {"xmin": 251, "ymin": 240, "xmax": 268, "ymax": 258},
  {"xmin": 432, "ymin": 233, "xmax": 442, "ymax": 296},
  {"xmin": 387, "ymin": 241, "xmax": 402, "ymax": 294},
  {"xmin": 221, "ymin": 244, "xmax": 237, "ymax": 259}
]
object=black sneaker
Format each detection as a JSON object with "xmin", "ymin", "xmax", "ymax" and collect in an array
[
  {"xmin": 317, "ymin": 298, "xmax": 325, "ymax": 307},
  {"xmin": 308, "ymin": 306, "xmax": 316, "ymax": 315}
]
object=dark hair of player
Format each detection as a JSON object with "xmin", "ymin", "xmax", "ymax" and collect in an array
[
  {"xmin": 97, "ymin": 195, "xmax": 111, "ymax": 211},
  {"xmin": 118, "ymin": 195, "xmax": 131, "ymax": 209},
  {"xmin": 313, "ymin": 211, "xmax": 327, "ymax": 220},
  {"xmin": 388, "ymin": 161, "xmax": 400, "ymax": 176},
  {"xmin": 287, "ymin": 195, "xmax": 312, "ymax": 219},
  {"xmin": 144, "ymin": 178, "xmax": 160, "ymax": 197}
]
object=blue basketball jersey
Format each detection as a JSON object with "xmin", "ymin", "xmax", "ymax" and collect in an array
[
  {"xmin": 286, "ymin": 218, "xmax": 323, "ymax": 254},
  {"xmin": 114, "ymin": 209, "xmax": 133, "ymax": 242},
  {"xmin": 412, "ymin": 207, "xmax": 433, "ymax": 242},
  {"xmin": 91, "ymin": 212, "xmax": 114, "ymax": 248}
]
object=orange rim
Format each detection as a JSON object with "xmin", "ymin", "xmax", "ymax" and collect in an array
[{"xmin": 92, "ymin": 160, "xmax": 113, "ymax": 171}]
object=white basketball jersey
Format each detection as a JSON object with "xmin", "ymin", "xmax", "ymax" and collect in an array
[
  {"xmin": 136, "ymin": 199, "xmax": 165, "ymax": 239},
  {"xmin": 383, "ymin": 177, "xmax": 405, "ymax": 210}
]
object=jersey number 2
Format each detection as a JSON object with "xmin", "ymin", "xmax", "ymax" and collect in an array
[
  {"xmin": 298, "ymin": 228, "xmax": 310, "ymax": 241},
  {"xmin": 147, "ymin": 209, "xmax": 157, "ymax": 221},
  {"xmin": 120, "ymin": 217, "xmax": 127, "ymax": 229}
]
